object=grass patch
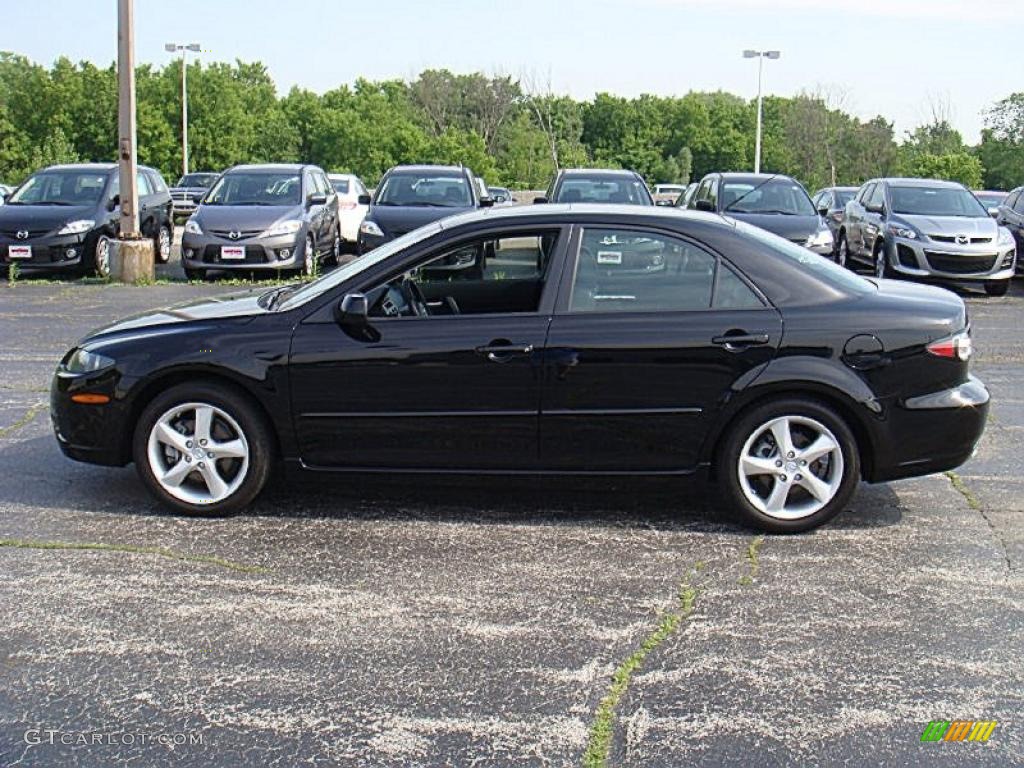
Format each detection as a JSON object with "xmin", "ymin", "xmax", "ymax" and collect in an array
[
  {"xmin": 582, "ymin": 579, "xmax": 698, "ymax": 768},
  {"xmin": 738, "ymin": 534, "xmax": 765, "ymax": 586},
  {"xmin": 0, "ymin": 538, "xmax": 268, "ymax": 574},
  {"xmin": 945, "ymin": 471, "xmax": 982, "ymax": 511}
]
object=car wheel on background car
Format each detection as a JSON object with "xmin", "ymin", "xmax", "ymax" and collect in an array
[
  {"xmin": 155, "ymin": 224, "xmax": 172, "ymax": 264},
  {"xmin": 303, "ymin": 234, "xmax": 317, "ymax": 277},
  {"xmin": 836, "ymin": 232, "xmax": 849, "ymax": 268},
  {"xmin": 873, "ymin": 241, "xmax": 892, "ymax": 279},
  {"xmin": 331, "ymin": 226, "xmax": 341, "ymax": 265},
  {"xmin": 984, "ymin": 280, "xmax": 1009, "ymax": 297},
  {"xmin": 718, "ymin": 397, "xmax": 860, "ymax": 533},
  {"xmin": 92, "ymin": 234, "xmax": 112, "ymax": 278},
  {"xmin": 133, "ymin": 382, "xmax": 273, "ymax": 516}
]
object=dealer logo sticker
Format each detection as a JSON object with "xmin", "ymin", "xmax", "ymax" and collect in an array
[{"xmin": 921, "ymin": 720, "xmax": 997, "ymax": 742}]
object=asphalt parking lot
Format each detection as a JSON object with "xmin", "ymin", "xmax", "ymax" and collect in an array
[{"xmin": 0, "ymin": 258, "xmax": 1022, "ymax": 765}]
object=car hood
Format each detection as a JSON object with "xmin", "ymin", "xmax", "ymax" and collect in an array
[
  {"xmin": 0, "ymin": 204, "xmax": 96, "ymax": 232},
  {"xmin": 368, "ymin": 204, "xmax": 474, "ymax": 237},
  {"xmin": 897, "ymin": 214, "xmax": 996, "ymax": 237},
  {"xmin": 82, "ymin": 289, "xmax": 268, "ymax": 345},
  {"xmin": 194, "ymin": 205, "xmax": 300, "ymax": 230},
  {"xmin": 724, "ymin": 212, "xmax": 820, "ymax": 242}
]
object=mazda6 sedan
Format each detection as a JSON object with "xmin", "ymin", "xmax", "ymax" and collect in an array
[{"xmin": 51, "ymin": 205, "xmax": 989, "ymax": 532}]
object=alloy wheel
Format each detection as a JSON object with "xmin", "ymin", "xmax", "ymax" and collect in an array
[
  {"xmin": 146, "ymin": 402, "xmax": 250, "ymax": 505},
  {"xmin": 737, "ymin": 415, "xmax": 844, "ymax": 520},
  {"xmin": 836, "ymin": 236, "xmax": 848, "ymax": 268},
  {"xmin": 94, "ymin": 235, "xmax": 111, "ymax": 277},
  {"xmin": 304, "ymin": 235, "xmax": 316, "ymax": 276},
  {"xmin": 874, "ymin": 246, "xmax": 887, "ymax": 279},
  {"xmin": 158, "ymin": 226, "xmax": 172, "ymax": 262}
]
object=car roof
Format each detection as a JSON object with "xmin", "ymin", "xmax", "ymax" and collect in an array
[
  {"xmin": 227, "ymin": 163, "xmax": 309, "ymax": 173},
  {"xmin": 877, "ymin": 177, "xmax": 965, "ymax": 189},
  {"xmin": 45, "ymin": 162, "xmax": 159, "ymax": 173},
  {"xmin": 327, "ymin": 172, "xmax": 359, "ymax": 179},
  {"xmin": 387, "ymin": 165, "xmax": 467, "ymax": 174},
  {"xmin": 436, "ymin": 202, "xmax": 731, "ymax": 230},
  {"xmin": 560, "ymin": 168, "xmax": 641, "ymax": 177},
  {"xmin": 716, "ymin": 172, "xmax": 798, "ymax": 183}
]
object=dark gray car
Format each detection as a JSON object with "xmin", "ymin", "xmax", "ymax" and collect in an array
[
  {"xmin": 169, "ymin": 172, "xmax": 219, "ymax": 220},
  {"xmin": 180, "ymin": 164, "xmax": 339, "ymax": 280},
  {"xmin": 811, "ymin": 186, "xmax": 858, "ymax": 257},
  {"xmin": 838, "ymin": 178, "xmax": 1016, "ymax": 295}
]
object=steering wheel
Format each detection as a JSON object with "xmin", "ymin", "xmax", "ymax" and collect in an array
[{"xmin": 399, "ymin": 278, "xmax": 429, "ymax": 317}]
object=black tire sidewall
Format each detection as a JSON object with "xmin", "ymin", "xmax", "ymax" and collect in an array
[
  {"xmin": 132, "ymin": 383, "xmax": 272, "ymax": 516},
  {"xmin": 718, "ymin": 398, "xmax": 860, "ymax": 533}
]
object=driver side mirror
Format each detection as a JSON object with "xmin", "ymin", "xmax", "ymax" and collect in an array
[
  {"xmin": 357, "ymin": 194, "xmax": 372, "ymax": 205},
  {"xmin": 335, "ymin": 292, "xmax": 368, "ymax": 327},
  {"xmin": 533, "ymin": 196, "xmax": 548, "ymax": 204},
  {"xmin": 695, "ymin": 199, "xmax": 715, "ymax": 212},
  {"xmin": 307, "ymin": 192, "xmax": 328, "ymax": 207},
  {"xmin": 479, "ymin": 196, "xmax": 494, "ymax": 208},
  {"xmin": 865, "ymin": 201, "xmax": 885, "ymax": 214},
  {"xmin": 107, "ymin": 194, "xmax": 120, "ymax": 212},
  {"xmin": 818, "ymin": 205, "xmax": 830, "ymax": 216}
]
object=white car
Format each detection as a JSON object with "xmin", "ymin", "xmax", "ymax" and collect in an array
[{"xmin": 327, "ymin": 173, "xmax": 370, "ymax": 249}]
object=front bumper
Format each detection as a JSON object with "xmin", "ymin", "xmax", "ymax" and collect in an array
[
  {"xmin": 0, "ymin": 233, "xmax": 90, "ymax": 270},
  {"xmin": 868, "ymin": 375, "xmax": 989, "ymax": 482},
  {"xmin": 181, "ymin": 232, "xmax": 305, "ymax": 271},
  {"xmin": 50, "ymin": 365, "xmax": 130, "ymax": 467},
  {"xmin": 885, "ymin": 236, "xmax": 1015, "ymax": 282}
]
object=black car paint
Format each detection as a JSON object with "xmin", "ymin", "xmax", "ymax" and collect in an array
[
  {"xmin": 52, "ymin": 207, "xmax": 986, "ymax": 488},
  {"xmin": 0, "ymin": 164, "xmax": 172, "ymax": 274},
  {"xmin": 996, "ymin": 186, "xmax": 1024, "ymax": 271}
]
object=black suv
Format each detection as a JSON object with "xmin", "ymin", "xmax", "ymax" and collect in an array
[
  {"xmin": 996, "ymin": 187, "xmax": 1024, "ymax": 272},
  {"xmin": 536, "ymin": 169, "xmax": 653, "ymax": 205},
  {"xmin": 169, "ymin": 172, "xmax": 219, "ymax": 220},
  {"xmin": 357, "ymin": 165, "xmax": 486, "ymax": 253},
  {"xmin": 0, "ymin": 163, "xmax": 174, "ymax": 276}
]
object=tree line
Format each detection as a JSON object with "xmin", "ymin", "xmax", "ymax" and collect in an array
[{"xmin": 1, "ymin": 52, "xmax": 1021, "ymax": 192}]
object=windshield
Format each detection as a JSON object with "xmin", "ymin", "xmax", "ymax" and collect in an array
[
  {"xmin": 890, "ymin": 186, "xmax": 988, "ymax": 218},
  {"xmin": 722, "ymin": 179, "xmax": 816, "ymax": 215},
  {"xmin": 974, "ymin": 192, "xmax": 1005, "ymax": 208},
  {"xmin": 7, "ymin": 170, "xmax": 109, "ymax": 206},
  {"xmin": 177, "ymin": 173, "xmax": 217, "ymax": 188},
  {"xmin": 735, "ymin": 219, "xmax": 875, "ymax": 296},
  {"xmin": 834, "ymin": 190, "xmax": 855, "ymax": 207},
  {"xmin": 554, "ymin": 176, "xmax": 651, "ymax": 205},
  {"xmin": 277, "ymin": 222, "xmax": 444, "ymax": 310},
  {"xmin": 375, "ymin": 173, "xmax": 470, "ymax": 207},
  {"xmin": 204, "ymin": 172, "xmax": 301, "ymax": 206}
]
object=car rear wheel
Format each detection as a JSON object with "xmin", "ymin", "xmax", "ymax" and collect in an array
[
  {"xmin": 133, "ymin": 383, "xmax": 273, "ymax": 515},
  {"xmin": 155, "ymin": 224, "xmax": 172, "ymax": 264},
  {"xmin": 718, "ymin": 398, "xmax": 860, "ymax": 533},
  {"xmin": 303, "ymin": 234, "xmax": 317, "ymax": 277},
  {"xmin": 836, "ymin": 232, "xmax": 849, "ymax": 268},
  {"xmin": 92, "ymin": 234, "xmax": 112, "ymax": 278},
  {"xmin": 984, "ymin": 280, "xmax": 1009, "ymax": 297},
  {"xmin": 873, "ymin": 241, "xmax": 892, "ymax": 279}
]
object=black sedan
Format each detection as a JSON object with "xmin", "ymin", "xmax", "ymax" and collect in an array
[{"xmin": 51, "ymin": 205, "xmax": 989, "ymax": 533}]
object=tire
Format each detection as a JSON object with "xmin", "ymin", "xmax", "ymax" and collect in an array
[
  {"xmin": 91, "ymin": 233, "xmax": 112, "ymax": 278},
  {"xmin": 132, "ymin": 382, "xmax": 273, "ymax": 515},
  {"xmin": 303, "ymin": 234, "xmax": 317, "ymax": 277},
  {"xmin": 873, "ymin": 241, "xmax": 893, "ymax": 279},
  {"xmin": 184, "ymin": 267, "xmax": 205, "ymax": 282},
  {"xmin": 984, "ymin": 280, "xmax": 1009, "ymax": 297},
  {"xmin": 718, "ymin": 398, "xmax": 860, "ymax": 533},
  {"xmin": 155, "ymin": 223, "xmax": 172, "ymax": 264},
  {"xmin": 835, "ymin": 232, "xmax": 849, "ymax": 268},
  {"xmin": 330, "ymin": 226, "xmax": 342, "ymax": 266}
]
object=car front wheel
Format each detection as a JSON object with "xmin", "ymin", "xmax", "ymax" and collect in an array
[
  {"xmin": 718, "ymin": 398, "xmax": 860, "ymax": 533},
  {"xmin": 133, "ymin": 383, "xmax": 273, "ymax": 515},
  {"xmin": 155, "ymin": 224, "xmax": 172, "ymax": 264}
]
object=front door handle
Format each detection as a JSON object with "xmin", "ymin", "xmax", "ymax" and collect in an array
[
  {"xmin": 475, "ymin": 342, "xmax": 534, "ymax": 363},
  {"xmin": 712, "ymin": 332, "xmax": 770, "ymax": 351}
]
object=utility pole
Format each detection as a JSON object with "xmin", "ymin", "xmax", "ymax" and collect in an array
[
  {"xmin": 116, "ymin": 0, "xmax": 153, "ymax": 282},
  {"xmin": 743, "ymin": 49, "xmax": 781, "ymax": 174},
  {"xmin": 165, "ymin": 42, "xmax": 201, "ymax": 178}
]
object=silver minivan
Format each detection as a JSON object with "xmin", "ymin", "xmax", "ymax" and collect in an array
[{"xmin": 838, "ymin": 178, "xmax": 1016, "ymax": 296}]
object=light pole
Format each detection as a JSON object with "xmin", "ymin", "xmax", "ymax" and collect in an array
[
  {"xmin": 743, "ymin": 49, "xmax": 780, "ymax": 174},
  {"xmin": 165, "ymin": 42, "xmax": 201, "ymax": 179}
]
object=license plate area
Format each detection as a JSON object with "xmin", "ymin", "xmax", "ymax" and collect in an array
[
  {"xmin": 8, "ymin": 245, "xmax": 32, "ymax": 260},
  {"xmin": 221, "ymin": 246, "xmax": 245, "ymax": 260}
]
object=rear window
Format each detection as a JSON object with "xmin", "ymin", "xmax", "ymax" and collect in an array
[
  {"xmin": 734, "ymin": 220, "xmax": 875, "ymax": 296},
  {"xmin": 555, "ymin": 176, "xmax": 651, "ymax": 205},
  {"xmin": 331, "ymin": 179, "xmax": 350, "ymax": 194}
]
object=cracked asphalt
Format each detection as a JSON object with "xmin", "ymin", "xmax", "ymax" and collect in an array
[{"xmin": 0, "ymin": 260, "xmax": 1021, "ymax": 766}]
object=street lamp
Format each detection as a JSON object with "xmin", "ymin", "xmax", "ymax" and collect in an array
[
  {"xmin": 743, "ymin": 49, "xmax": 781, "ymax": 174},
  {"xmin": 165, "ymin": 42, "xmax": 202, "ymax": 179}
]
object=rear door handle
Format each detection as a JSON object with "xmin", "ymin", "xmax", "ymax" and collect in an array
[{"xmin": 712, "ymin": 332, "xmax": 770, "ymax": 350}]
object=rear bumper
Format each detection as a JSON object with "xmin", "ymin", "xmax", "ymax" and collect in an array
[{"xmin": 868, "ymin": 375, "xmax": 989, "ymax": 482}]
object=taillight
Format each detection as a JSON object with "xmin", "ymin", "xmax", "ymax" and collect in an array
[{"xmin": 927, "ymin": 330, "xmax": 972, "ymax": 361}]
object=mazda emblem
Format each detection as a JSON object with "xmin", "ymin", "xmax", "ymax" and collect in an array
[
  {"xmin": 229, "ymin": 231, "xmax": 241, "ymax": 240},
  {"xmin": 955, "ymin": 234, "xmax": 969, "ymax": 245},
  {"xmin": 16, "ymin": 230, "xmax": 28, "ymax": 240}
]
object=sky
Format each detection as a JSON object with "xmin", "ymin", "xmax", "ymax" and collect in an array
[{"xmin": 2, "ymin": 0, "xmax": 1019, "ymax": 143}]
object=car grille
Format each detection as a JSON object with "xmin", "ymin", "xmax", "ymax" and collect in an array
[
  {"xmin": 208, "ymin": 229, "xmax": 263, "ymax": 241},
  {"xmin": 929, "ymin": 235, "xmax": 992, "ymax": 245},
  {"xmin": 924, "ymin": 251, "xmax": 997, "ymax": 274},
  {"xmin": 171, "ymin": 191, "xmax": 192, "ymax": 201},
  {"xmin": 0, "ymin": 228, "xmax": 51, "ymax": 239},
  {"xmin": 201, "ymin": 245, "xmax": 271, "ymax": 264}
]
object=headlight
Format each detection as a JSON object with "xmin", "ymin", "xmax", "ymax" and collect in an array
[
  {"xmin": 359, "ymin": 220, "xmax": 384, "ymax": 238},
  {"xmin": 805, "ymin": 227, "xmax": 834, "ymax": 249},
  {"xmin": 63, "ymin": 348, "xmax": 115, "ymax": 374},
  {"xmin": 263, "ymin": 219, "xmax": 303, "ymax": 238},
  {"xmin": 998, "ymin": 227, "xmax": 1014, "ymax": 246},
  {"xmin": 184, "ymin": 218, "xmax": 203, "ymax": 235},
  {"xmin": 887, "ymin": 223, "xmax": 917, "ymax": 240},
  {"xmin": 57, "ymin": 219, "xmax": 95, "ymax": 236}
]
